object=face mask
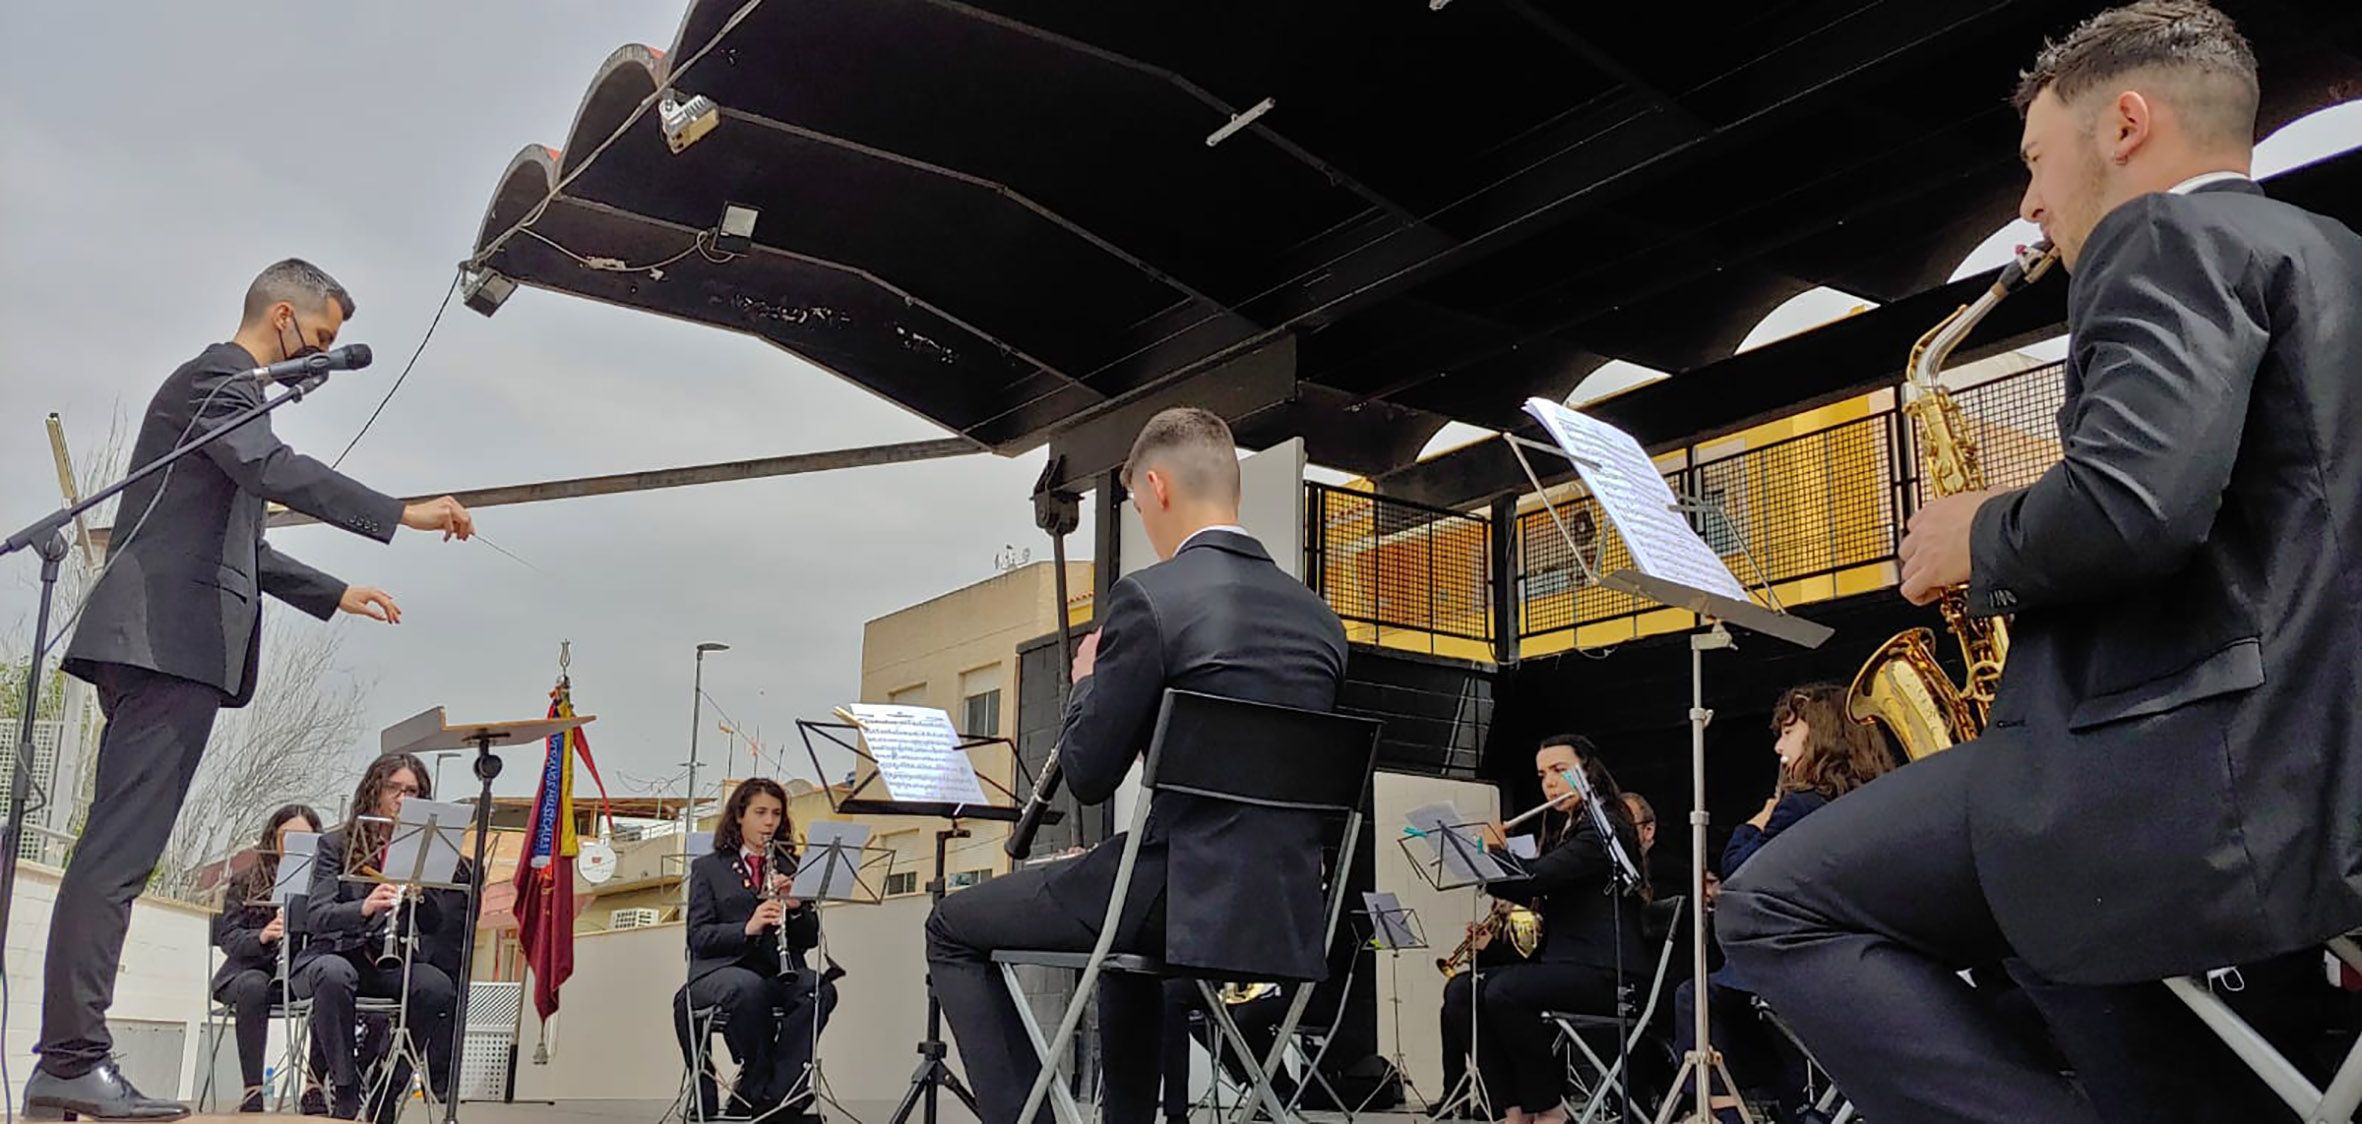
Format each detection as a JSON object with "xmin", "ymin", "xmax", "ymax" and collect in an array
[{"xmin": 277, "ymin": 312, "xmax": 323, "ymax": 363}]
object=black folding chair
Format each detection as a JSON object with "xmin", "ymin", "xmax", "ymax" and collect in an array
[{"xmin": 992, "ymin": 689, "xmax": 1383, "ymax": 1124}]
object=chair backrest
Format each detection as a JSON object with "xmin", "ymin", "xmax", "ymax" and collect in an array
[{"xmin": 1140, "ymin": 689, "xmax": 1382, "ymax": 813}]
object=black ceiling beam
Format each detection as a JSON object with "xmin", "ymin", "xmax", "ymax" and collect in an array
[{"xmin": 1375, "ymin": 146, "xmax": 2362, "ymax": 510}]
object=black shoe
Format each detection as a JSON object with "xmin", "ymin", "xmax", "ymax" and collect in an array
[
  {"xmin": 23, "ymin": 1060, "xmax": 190, "ymax": 1120},
  {"xmin": 330, "ymin": 1085, "xmax": 363, "ymax": 1120},
  {"xmin": 239, "ymin": 1087, "xmax": 267, "ymax": 1113},
  {"xmin": 301, "ymin": 1087, "xmax": 330, "ymax": 1116}
]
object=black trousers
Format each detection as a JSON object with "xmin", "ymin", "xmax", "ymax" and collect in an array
[
  {"xmin": 293, "ymin": 952, "xmax": 457, "ymax": 1094},
  {"xmin": 671, "ymin": 965, "xmax": 837, "ymax": 1112},
  {"xmin": 1458, "ymin": 960, "xmax": 1618, "ymax": 1113},
  {"xmin": 1719, "ymin": 743, "xmax": 2281, "ymax": 1124},
  {"xmin": 924, "ymin": 860, "xmax": 1163, "ymax": 1124},
  {"xmin": 40, "ymin": 663, "xmax": 222, "ymax": 1076},
  {"xmin": 215, "ymin": 968, "xmax": 331, "ymax": 1089},
  {"xmin": 1669, "ymin": 973, "xmax": 1789, "ymax": 1108},
  {"xmin": 1158, "ymin": 980, "xmax": 1291, "ymax": 1119}
]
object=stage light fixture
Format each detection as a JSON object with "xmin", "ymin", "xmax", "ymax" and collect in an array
[
  {"xmin": 1205, "ymin": 97, "xmax": 1275, "ymax": 148},
  {"xmin": 460, "ymin": 267, "xmax": 516, "ymax": 318},
  {"xmin": 714, "ymin": 203, "xmax": 759, "ymax": 254},
  {"xmin": 660, "ymin": 93, "xmax": 720, "ymax": 153}
]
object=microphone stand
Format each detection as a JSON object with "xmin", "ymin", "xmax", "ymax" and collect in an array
[{"xmin": 0, "ymin": 370, "xmax": 343, "ymax": 968}]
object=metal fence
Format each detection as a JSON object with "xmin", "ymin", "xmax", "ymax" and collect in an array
[
  {"xmin": 1514, "ymin": 360, "xmax": 2067, "ymax": 641},
  {"xmin": 1305, "ymin": 482, "xmax": 1494, "ymax": 644}
]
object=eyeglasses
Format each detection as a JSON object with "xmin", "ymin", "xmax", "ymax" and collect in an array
[{"xmin": 388, "ymin": 783, "xmax": 421, "ymax": 798}]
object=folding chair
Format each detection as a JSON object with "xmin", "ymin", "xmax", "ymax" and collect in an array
[
  {"xmin": 992, "ymin": 689, "xmax": 1383, "ymax": 1124},
  {"xmin": 2164, "ymin": 931, "xmax": 2362, "ymax": 1124},
  {"xmin": 1749, "ymin": 996, "xmax": 1856, "ymax": 1124},
  {"xmin": 1544, "ymin": 894, "xmax": 1687, "ymax": 1124}
]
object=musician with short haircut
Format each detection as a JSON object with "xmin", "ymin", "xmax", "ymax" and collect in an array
[
  {"xmin": 34, "ymin": 258, "xmax": 474, "ymax": 1122},
  {"xmin": 673, "ymin": 778, "xmax": 833, "ymax": 1121},
  {"xmin": 1721, "ymin": 3, "xmax": 2362, "ymax": 1119},
  {"xmin": 924, "ymin": 407, "xmax": 1348, "ymax": 1124},
  {"xmin": 296, "ymin": 754, "xmax": 462, "ymax": 1121},
  {"xmin": 1459, "ymin": 735, "xmax": 1645, "ymax": 1124}
]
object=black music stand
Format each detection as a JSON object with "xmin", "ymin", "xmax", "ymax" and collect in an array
[{"xmin": 793, "ymin": 715, "xmax": 1061, "ymax": 1124}]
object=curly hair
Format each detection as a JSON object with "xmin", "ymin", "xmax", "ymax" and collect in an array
[
  {"xmin": 712, "ymin": 777, "xmax": 794, "ymax": 856},
  {"xmin": 1769, "ymin": 683, "xmax": 1894, "ymax": 800}
]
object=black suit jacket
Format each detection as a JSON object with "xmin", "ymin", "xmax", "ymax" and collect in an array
[
  {"xmin": 685, "ymin": 849, "xmax": 819, "ymax": 985},
  {"xmin": 1491, "ymin": 813, "xmax": 1646, "ymax": 971},
  {"xmin": 297, "ymin": 827, "xmax": 465, "ymax": 970},
  {"xmin": 1963, "ymin": 178, "xmax": 2362, "ymax": 984},
  {"xmin": 63, "ymin": 342, "xmax": 403, "ymax": 706},
  {"xmin": 1044, "ymin": 530, "xmax": 1349, "ymax": 980},
  {"xmin": 211, "ymin": 866, "xmax": 300, "ymax": 995}
]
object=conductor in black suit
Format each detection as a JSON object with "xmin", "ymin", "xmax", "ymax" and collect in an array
[
  {"xmin": 1721, "ymin": 5, "xmax": 2362, "ymax": 1122},
  {"xmin": 32, "ymin": 259, "xmax": 475, "ymax": 1121},
  {"xmin": 925, "ymin": 407, "xmax": 1349, "ymax": 1124}
]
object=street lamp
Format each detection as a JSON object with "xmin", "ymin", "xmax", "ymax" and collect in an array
[
  {"xmin": 685, "ymin": 642, "xmax": 730, "ymax": 905},
  {"xmin": 427, "ymin": 750, "xmax": 467, "ymax": 796}
]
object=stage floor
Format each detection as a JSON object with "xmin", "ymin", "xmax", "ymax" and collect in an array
[{"xmin": 182, "ymin": 1100, "xmax": 1431, "ymax": 1123}]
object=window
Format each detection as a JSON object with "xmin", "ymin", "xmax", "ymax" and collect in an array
[
  {"xmin": 885, "ymin": 871, "xmax": 919, "ymax": 897},
  {"xmin": 946, "ymin": 868, "xmax": 993, "ymax": 891},
  {"xmin": 961, "ymin": 690, "xmax": 1001, "ymax": 739}
]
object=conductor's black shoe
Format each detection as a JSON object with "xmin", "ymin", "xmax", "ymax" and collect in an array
[
  {"xmin": 301, "ymin": 1086, "xmax": 331, "ymax": 1116},
  {"xmin": 23, "ymin": 1060, "xmax": 190, "ymax": 1120}
]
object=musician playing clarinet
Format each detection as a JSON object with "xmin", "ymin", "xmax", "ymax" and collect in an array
[
  {"xmin": 297, "ymin": 753, "xmax": 462, "ymax": 1123},
  {"xmin": 672, "ymin": 778, "xmax": 836, "ymax": 1122}
]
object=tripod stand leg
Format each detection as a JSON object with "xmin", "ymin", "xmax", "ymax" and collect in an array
[{"xmin": 1651, "ymin": 1049, "xmax": 1758, "ymax": 1124}]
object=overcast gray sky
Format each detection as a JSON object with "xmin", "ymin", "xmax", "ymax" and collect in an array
[{"xmin": 0, "ymin": 2, "xmax": 1092, "ymax": 800}]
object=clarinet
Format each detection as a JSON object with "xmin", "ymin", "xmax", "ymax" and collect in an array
[
  {"xmin": 1005, "ymin": 743, "xmax": 1063, "ymax": 860},
  {"xmin": 767, "ymin": 839, "xmax": 800, "ymax": 982}
]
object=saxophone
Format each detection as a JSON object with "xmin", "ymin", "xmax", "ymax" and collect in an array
[{"xmin": 1846, "ymin": 241, "xmax": 2058, "ymax": 760}]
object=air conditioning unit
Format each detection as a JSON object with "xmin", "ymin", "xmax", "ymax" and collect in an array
[{"xmin": 611, "ymin": 907, "xmax": 665, "ymax": 931}]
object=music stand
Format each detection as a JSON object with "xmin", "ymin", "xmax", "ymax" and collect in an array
[
  {"xmin": 1398, "ymin": 807, "xmax": 1528, "ymax": 1120},
  {"xmin": 272, "ymin": 832, "xmax": 321, "ymax": 1110},
  {"xmin": 381, "ymin": 706, "xmax": 594, "ymax": 1123},
  {"xmin": 794, "ymin": 708, "xmax": 1059, "ymax": 1124},
  {"xmin": 1505, "ymin": 398, "xmax": 1831, "ymax": 1124},
  {"xmin": 1346, "ymin": 893, "xmax": 1430, "ymax": 1116},
  {"xmin": 765, "ymin": 823, "xmax": 895, "ymax": 1123}
]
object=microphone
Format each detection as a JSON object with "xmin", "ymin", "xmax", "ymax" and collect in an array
[{"xmin": 249, "ymin": 343, "xmax": 372, "ymax": 383}]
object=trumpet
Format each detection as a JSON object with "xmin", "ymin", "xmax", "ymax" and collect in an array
[{"xmin": 1437, "ymin": 899, "xmax": 1540, "ymax": 977}]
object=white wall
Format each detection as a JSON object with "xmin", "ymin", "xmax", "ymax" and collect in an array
[
  {"xmin": 3, "ymin": 865, "xmax": 215, "ymax": 1100},
  {"xmin": 513, "ymin": 894, "xmax": 950, "ymax": 1105},
  {"xmin": 1371, "ymin": 771, "xmax": 1497, "ymax": 1096}
]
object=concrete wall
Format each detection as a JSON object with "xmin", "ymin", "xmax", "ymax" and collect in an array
[
  {"xmin": 1370, "ymin": 771, "xmax": 1496, "ymax": 1096},
  {"xmin": 4, "ymin": 864, "xmax": 216, "ymax": 1101}
]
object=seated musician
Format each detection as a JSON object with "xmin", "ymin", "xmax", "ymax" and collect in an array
[
  {"xmin": 1675, "ymin": 682, "xmax": 1891, "ymax": 1124},
  {"xmin": 211, "ymin": 803, "xmax": 331, "ymax": 1115},
  {"xmin": 1468, "ymin": 734, "xmax": 1649, "ymax": 1124},
  {"xmin": 672, "ymin": 777, "xmax": 836, "ymax": 1121},
  {"xmin": 1437, "ymin": 895, "xmax": 1537, "ymax": 1118},
  {"xmin": 295, "ymin": 753, "xmax": 462, "ymax": 1122}
]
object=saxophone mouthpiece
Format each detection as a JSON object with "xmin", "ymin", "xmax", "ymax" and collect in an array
[{"xmin": 1998, "ymin": 240, "xmax": 2058, "ymax": 293}]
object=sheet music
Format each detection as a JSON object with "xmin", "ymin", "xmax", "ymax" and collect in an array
[
  {"xmin": 1404, "ymin": 803, "xmax": 1509, "ymax": 883},
  {"xmin": 1506, "ymin": 834, "xmax": 1540, "ymax": 861},
  {"xmin": 1523, "ymin": 397, "xmax": 1751, "ymax": 602},
  {"xmin": 381, "ymin": 799, "xmax": 468, "ymax": 886},
  {"xmin": 846, "ymin": 704, "xmax": 989, "ymax": 805},
  {"xmin": 791, "ymin": 821, "xmax": 873, "ymax": 901},
  {"xmin": 274, "ymin": 832, "xmax": 318, "ymax": 905},
  {"xmin": 1363, "ymin": 891, "xmax": 1421, "ymax": 951}
]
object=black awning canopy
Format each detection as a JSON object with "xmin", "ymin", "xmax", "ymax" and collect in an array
[{"xmin": 469, "ymin": 0, "xmax": 2362, "ymax": 486}]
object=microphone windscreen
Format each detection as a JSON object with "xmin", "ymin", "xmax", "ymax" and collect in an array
[{"xmin": 341, "ymin": 343, "xmax": 374, "ymax": 369}]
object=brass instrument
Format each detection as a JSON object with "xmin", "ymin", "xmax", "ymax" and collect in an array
[
  {"xmin": 1436, "ymin": 899, "xmax": 1541, "ymax": 977},
  {"xmin": 1848, "ymin": 241, "xmax": 2058, "ymax": 759},
  {"xmin": 1219, "ymin": 981, "xmax": 1279, "ymax": 1005}
]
